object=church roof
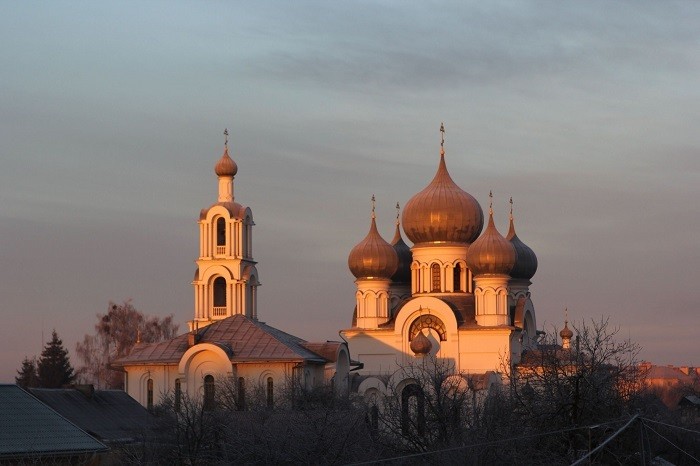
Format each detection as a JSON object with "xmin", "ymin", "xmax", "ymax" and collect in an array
[{"xmin": 114, "ymin": 315, "xmax": 330, "ymax": 366}]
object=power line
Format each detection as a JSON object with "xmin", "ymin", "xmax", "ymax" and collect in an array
[
  {"xmin": 571, "ymin": 414, "xmax": 639, "ymax": 466},
  {"xmin": 641, "ymin": 417, "xmax": 700, "ymax": 436},
  {"xmin": 642, "ymin": 420, "xmax": 700, "ymax": 464},
  {"xmin": 346, "ymin": 417, "xmax": 630, "ymax": 465}
]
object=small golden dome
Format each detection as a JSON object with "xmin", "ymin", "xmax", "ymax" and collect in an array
[
  {"xmin": 410, "ymin": 330, "xmax": 433, "ymax": 356},
  {"xmin": 466, "ymin": 205, "xmax": 516, "ymax": 276},
  {"xmin": 215, "ymin": 146, "xmax": 238, "ymax": 177},
  {"xmin": 348, "ymin": 211, "xmax": 399, "ymax": 280},
  {"xmin": 560, "ymin": 321, "xmax": 574, "ymax": 340}
]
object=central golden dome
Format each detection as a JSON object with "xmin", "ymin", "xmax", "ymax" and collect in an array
[{"xmin": 402, "ymin": 150, "xmax": 483, "ymax": 245}]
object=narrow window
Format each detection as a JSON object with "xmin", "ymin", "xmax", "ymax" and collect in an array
[
  {"xmin": 214, "ymin": 277, "xmax": 226, "ymax": 316},
  {"xmin": 204, "ymin": 375, "xmax": 215, "ymax": 411},
  {"xmin": 147, "ymin": 379, "xmax": 153, "ymax": 411},
  {"xmin": 174, "ymin": 378, "xmax": 181, "ymax": 412},
  {"xmin": 266, "ymin": 377, "xmax": 274, "ymax": 408},
  {"xmin": 431, "ymin": 263, "xmax": 441, "ymax": 292},
  {"xmin": 216, "ymin": 217, "xmax": 226, "ymax": 246},
  {"xmin": 237, "ymin": 377, "xmax": 245, "ymax": 411},
  {"xmin": 453, "ymin": 264, "xmax": 462, "ymax": 292},
  {"xmin": 370, "ymin": 405, "xmax": 379, "ymax": 432}
]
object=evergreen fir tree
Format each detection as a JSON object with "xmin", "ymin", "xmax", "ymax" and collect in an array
[
  {"xmin": 15, "ymin": 357, "xmax": 39, "ymax": 389},
  {"xmin": 37, "ymin": 330, "xmax": 75, "ymax": 388}
]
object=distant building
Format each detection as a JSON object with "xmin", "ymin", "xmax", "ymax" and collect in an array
[
  {"xmin": 113, "ymin": 135, "xmax": 350, "ymax": 409},
  {"xmin": 640, "ymin": 362, "xmax": 700, "ymax": 408},
  {"xmin": 341, "ymin": 126, "xmax": 539, "ymax": 398}
]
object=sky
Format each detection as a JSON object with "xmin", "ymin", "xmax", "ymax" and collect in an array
[{"xmin": 1, "ymin": 1, "xmax": 698, "ymax": 382}]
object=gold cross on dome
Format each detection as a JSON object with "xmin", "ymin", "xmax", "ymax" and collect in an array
[{"xmin": 224, "ymin": 128, "xmax": 229, "ymax": 147}]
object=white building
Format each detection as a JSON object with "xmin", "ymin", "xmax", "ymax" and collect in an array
[
  {"xmin": 114, "ymin": 135, "xmax": 350, "ymax": 409},
  {"xmin": 341, "ymin": 126, "xmax": 539, "ymax": 399}
]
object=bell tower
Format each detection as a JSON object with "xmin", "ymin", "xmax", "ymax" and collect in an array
[{"xmin": 190, "ymin": 130, "xmax": 260, "ymax": 330}]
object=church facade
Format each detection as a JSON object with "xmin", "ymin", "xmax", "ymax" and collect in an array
[
  {"xmin": 115, "ymin": 126, "xmax": 540, "ymax": 409},
  {"xmin": 341, "ymin": 126, "xmax": 539, "ymax": 398},
  {"xmin": 114, "ymin": 136, "xmax": 350, "ymax": 409}
]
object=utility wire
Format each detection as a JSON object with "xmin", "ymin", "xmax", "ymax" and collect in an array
[
  {"xmin": 641, "ymin": 417, "xmax": 700, "ymax": 435},
  {"xmin": 641, "ymin": 420, "xmax": 700, "ymax": 464},
  {"xmin": 346, "ymin": 417, "xmax": 629, "ymax": 465},
  {"xmin": 570, "ymin": 414, "xmax": 639, "ymax": 466}
]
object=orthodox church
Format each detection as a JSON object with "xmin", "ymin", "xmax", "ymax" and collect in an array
[
  {"xmin": 115, "ymin": 125, "xmax": 540, "ymax": 409},
  {"xmin": 341, "ymin": 125, "xmax": 539, "ymax": 397},
  {"xmin": 114, "ymin": 133, "xmax": 351, "ymax": 409}
]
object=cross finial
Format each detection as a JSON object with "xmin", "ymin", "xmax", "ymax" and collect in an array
[
  {"xmin": 224, "ymin": 128, "xmax": 229, "ymax": 148},
  {"xmin": 509, "ymin": 196, "xmax": 514, "ymax": 221},
  {"xmin": 440, "ymin": 122, "xmax": 445, "ymax": 156},
  {"xmin": 371, "ymin": 194, "xmax": 376, "ymax": 219},
  {"xmin": 395, "ymin": 202, "xmax": 400, "ymax": 225},
  {"xmin": 489, "ymin": 190, "xmax": 493, "ymax": 215}
]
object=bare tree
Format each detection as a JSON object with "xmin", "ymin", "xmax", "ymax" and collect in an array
[{"xmin": 75, "ymin": 300, "xmax": 178, "ymax": 389}]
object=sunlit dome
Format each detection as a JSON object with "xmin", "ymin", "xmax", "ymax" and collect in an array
[
  {"xmin": 348, "ymin": 204, "xmax": 399, "ymax": 280},
  {"xmin": 410, "ymin": 330, "xmax": 432, "ymax": 356},
  {"xmin": 466, "ymin": 203, "xmax": 516, "ymax": 276},
  {"xmin": 215, "ymin": 146, "xmax": 238, "ymax": 177},
  {"xmin": 401, "ymin": 129, "xmax": 483, "ymax": 245}
]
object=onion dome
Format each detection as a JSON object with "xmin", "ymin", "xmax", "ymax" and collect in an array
[
  {"xmin": 402, "ymin": 125, "xmax": 483, "ymax": 245},
  {"xmin": 215, "ymin": 130, "xmax": 238, "ymax": 177},
  {"xmin": 466, "ymin": 194, "xmax": 516, "ymax": 276},
  {"xmin": 348, "ymin": 197, "xmax": 399, "ymax": 280},
  {"xmin": 560, "ymin": 321, "xmax": 574, "ymax": 340},
  {"xmin": 390, "ymin": 203, "xmax": 412, "ymax": 283},
  {"xmin": 215, "ymin": 146, "xmax": 238, "ymax": 177},
  {"xmin": 410, "ymin": 330, "xmax": 432, "ymax": 356},
  {"xmin": 506, "ymin": 200, "xmax": 538, "ymax": 280}
]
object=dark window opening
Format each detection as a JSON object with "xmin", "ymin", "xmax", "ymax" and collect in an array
[
  {"xmin": 237, "ymin": 377, "xmax": 245, "ymax": 411},
  {"xmin": 266, "ymin": 377, "xmax": 274, "ymax": 408},
  {"xmin": 204, "ymin": 375, "xmax": 215, "ymax": 411},
  {"xmin": 216, "ymin": 218, "xmax": 226, "ymax": 246},
  {"xmin": 174, "ymin": 378, "xmax": 181, "ymax": 412},
  {"xmin": 453, "ymin": 264, "xmax": 462, "ymax": 292},
  {"xmin": 147, "ymin": 379, "xmax": 153, "ymax": 411},
  {"xmin": 401, "ymin": 384, "xmax": 425, "ymax": 436},
  {"xmin": 431, "ymin": 264, "xmax": 441, "ymax": 292},
  {"xmin": 213, "ymin": 277, "xmax": 226, "ymax": 307}
]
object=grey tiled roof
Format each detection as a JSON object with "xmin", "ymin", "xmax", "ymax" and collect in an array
[
  {"xmin": 114, "ymin": 314, "xmax": 329, "ymax": 366},
  {"xmin": 29, "ymin": 388, "xmax": 153, "ymax": 444},
  {"xmin": 0, "ymin": 385, "xmax": 107, "ymax": 458}
]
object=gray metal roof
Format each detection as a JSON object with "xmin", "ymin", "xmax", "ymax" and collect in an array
[
  {"xmin": 0, "ymin": 384, "xmax": 107, "ymax": 459},
  {"xmin": 29, "ymin": 387, "xmax": 153, "ymax": 444}
]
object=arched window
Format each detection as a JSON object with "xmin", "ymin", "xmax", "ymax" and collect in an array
[
  {"xmin": 370, "ymin": 405, "xmax": 379, "ymax": 432},
  {"xmin": 431, "ymin": 263, "xmax": 441, "ymax": 292},
  {"xmin": 213, "ymin": 277, "xmax": 226, "ymax": 313},
  {"xmin": 147, "ymin": 379, "xmax": 153, "ymax": 411},
  {"xmin": 401, "ymin": 384, "xmax": 425, "ymax": 435},
  {"xmin": 174, "ymin": 378, "xmax": 181, "ymax": 412},
  {"xmin": 203, "ymin": 375, "xmax": 215, "ymax": 411},
  {"xmin": 453, "ymin": 263, "xmax": 462, "ymax": 292},
  {"xmin": 237, "ymin": 377, "xmax": 245, "ymax": 411},
  {"xmin": 266, "ymin": 377, "xmax": 274, "ymax": 408},
  {"xmin": 216, "ymin": 217, "xmax": 226, "ymax": 247}
]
